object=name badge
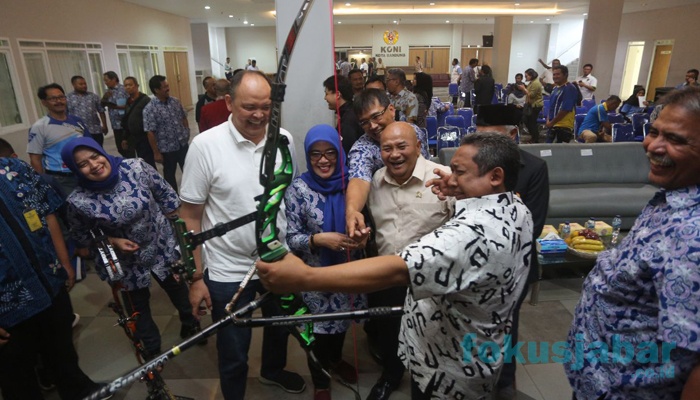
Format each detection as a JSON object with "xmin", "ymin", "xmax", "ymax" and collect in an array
[{"xmin": 23, "ymin": 209, "xmax": 42, "ymax": 232}]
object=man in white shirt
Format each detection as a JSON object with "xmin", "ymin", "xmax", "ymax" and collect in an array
[
  {"xmin": 179, "ymin": 70, "xmax": 304, "ymax": 400},
  {"xmin": 258, "ymin": 131, "xmax": 533, "ymax": 399},
  {"xmin": 365, "ymin": 122, "xmax": 454, "ymax": 400},
  {"xmin": 575, "ymin": 63, "xmax": 597, "ymax": 100}
]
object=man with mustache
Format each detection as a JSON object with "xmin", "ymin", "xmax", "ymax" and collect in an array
[
  {"xmin": 566, "ymin": 87, "xmax": 700, "ymax": 399},
  {"xmin": 179, "ymin": 70, "xmax": 304, "ymax": 400}
]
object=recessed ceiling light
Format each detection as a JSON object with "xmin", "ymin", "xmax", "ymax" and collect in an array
[
  {"xmin": 337, "ymin": 21, "xmax": 342, "ymax": 24},
  {"xmin": 345, "ymin": 2, "xmax": 351, "ymax": 5},
  {"xmin": 250, "ymin": 24, "xmax": 255, "ymax": 26},
  {"xmin": 393, "ymin": 20, "xmax": 397, "ymax": 23},
  {"xmin": 429, "ymin": 2, "xmax": 435, "ymax": 5},
  {"xmin": 514, "ymin": 3, "xmax": 520, "ymax": 5},
  {"xmin": 530, "ymin": 20, "xmax": 534, "ymax": 23},
  {"xmin": 446, "ymin": 20, "xmax": 450, "ymax": 23},
  {"xmin": 546, "ymin": 18, "xmax": 550, "ymax": 21},
  {"xmin": 204, "ymin": 5, "xmax": 210, "ymax": 10},
  {"xmin": 583, "ymin": 13, "xmax": 588, "ymax": 16},
  {"xmin": 243, "ymin": 20, "xmax": 248, "ymax": 24},
  {"xmin": 228, "ymin": 14, "xmax": 233, "ymax": 18}
]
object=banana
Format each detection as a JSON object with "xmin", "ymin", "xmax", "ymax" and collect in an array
[
  {"xmin": 573, "ymin": 239, "xmax": 603, "ymax": 246},
  {"xmin": 574, "ymin": 244, "xmax": 605, "ymax": 251}
]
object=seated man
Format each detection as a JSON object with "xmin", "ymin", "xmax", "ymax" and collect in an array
[
  {"xmin": 577, "ymin": 95, "xmax": 622, "ymax": 143},
  {"xmin": 258, "ymin": 132, "xmax": 534, "ymax": 399}
]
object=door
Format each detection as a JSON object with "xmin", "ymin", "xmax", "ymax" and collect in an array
[
  {"xmin": 646, "ymin": 43, "xmax": 673, "ymax": 101},
  {"xmin": 164, "ymin": 51, "xmax": 193, "ymax": 109},
  {"xmin": 619, "ymin": 41, "xmax": 645, "ymax": 98},
  {"xmin": 461, "ymin": 48, "xmax": 493, "ymax": 69},
  {"xmin": 409, "ymin": 48, "xmax": 450, "ymax": 74}
]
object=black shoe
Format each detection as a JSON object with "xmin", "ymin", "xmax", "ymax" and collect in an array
[
  {"xmin": 34, "ymin": 365, "xmax": 56, "ymax": 391},
  {"xmin": 366, "ymin": 379, "xmax": 397, "ymax": 400},
  {"xmin": 258, "ymin": 370, "xmax": 306, "ymax": 394},
  {"xmin": 180, "ymin": 322, "xmax": 208, "ymax": 346}
]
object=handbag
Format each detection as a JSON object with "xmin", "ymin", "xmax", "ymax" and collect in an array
[{"xmin": 523, "ymin": 102, "xmax": 533, "ymax": 117}]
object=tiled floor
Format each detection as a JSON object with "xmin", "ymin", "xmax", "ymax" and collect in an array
[
  {"xmin": 37, "ymin": 273, "xmax": 582, "ymax": 400},
  {"xmin": 34, "ymin": 102, "xmax": 582, "ymax": 400}
]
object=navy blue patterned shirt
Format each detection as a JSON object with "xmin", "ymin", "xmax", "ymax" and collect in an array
[{"xmin": 142, "ymin": 96, "xmax": 190, "ymax": 152}]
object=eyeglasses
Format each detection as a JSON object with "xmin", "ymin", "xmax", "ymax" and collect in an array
[
  {"xmin": 308, "ymin": 149, "xmax": 338, "ymax": 162},
  {"xmin": 359, "ymin": 106, "xmax": 389, "ymax": 128},
  {"xmin": 45, "ymin": 95, "xmax": 66, "ymax": 102}
]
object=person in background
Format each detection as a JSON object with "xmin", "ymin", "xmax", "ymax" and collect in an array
[
  {"xmin": 199, "ymin": 79, "xmax": 232, "ymax": 133},
  {"xmin": 284, "ymin": 125, "xmax": 365, "ymax": 400},
  {"xmin": 523, "ymin": 68, "xmax": 544, "ymax": 143},
  {"xmin": 675, "ymin": 68, "xmax": 699, "ymax": 89},
  {"xmin": 411, "ymin": 72, "xmax": 434, "ymax": 129},
  {"xmin": 364, "ymin": 76, "xmax": 386, "ymax": 92},
  {"xmin": 195, "ymin": 76, "xmax": 216, "ymax": 127},
  {"xmin": 538, "ymin": 58, "xmax": 560, "ymax": 94},
  {"xmin": 575, "ymin": 63, "xmax": 597, "ymax": 100},
  {"xmin": 414, "ymin": 56, "xmax": 423, "ymax": 73},
  {"xmin": 375, "ymin": 58, "xmax": 386, "ymax": 77},
  {"xmin": 322, "ymin": 75, "xmax": 362, "ymax": 154},
  {"xmin": 67, "ymin": 75, "xmax": 108, "ymax": 146},
  {"xmin": 246, "ymin": 60, "xmax": 259, "ymax": 71},
  {"xmin": 474, "ymin": 65, "xmax": 495, "ymax": 112},
  {"xmin": 620, "ymin": 86, "xmax": 649, "ymax": 118},
  {"xmin": 348, "ymin": 69, "xmax": 365, "ymax": 98},
  {"xmin": 224, "ymin": 57, "xmax": 233, "ymax": 81},
  {"xmin": 101, "ymin": 71, "xmax": 132, "ymax": 158},
  {"xmin": 459, "ymin": 58, "xmax": 478, "ymax": 107},
  {"xmin": 61, "ymin": 137, "xmax": 202, "ymax": 359},
  {"xmin": 386, "ymin": 68, "xmax": 419, "ymax": 124},
  {"xmin": 577, "ymin": 95, "xmax": 622, "ymax": 143},
  {"xmin": 504, "ymin": 73, "xmax": 528, "ymax": 108},
  {"xmin": 545, "ymin": 65, "xmax": 577, "ymax": 143},
  {"xmin": 450, "ymin": 58, "xmax": 462, "ymax": 105},
  {"xmin": 122, "ymin": 76, "xmax": 154, "ymax": 167}
]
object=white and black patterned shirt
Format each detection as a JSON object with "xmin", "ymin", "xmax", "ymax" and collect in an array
[{"xmin": 399, "ymin": 192, "xmax": 533, "ymax": 399}]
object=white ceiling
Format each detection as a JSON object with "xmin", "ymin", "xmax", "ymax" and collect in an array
[{"xmin": 123, "ymin": 0, "xmax": 700, "ymax": 28}]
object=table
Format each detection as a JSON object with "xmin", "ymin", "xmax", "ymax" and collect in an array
[{"xmin": 529, "ymin": 233, "xmax": 625, "ymax": 305}]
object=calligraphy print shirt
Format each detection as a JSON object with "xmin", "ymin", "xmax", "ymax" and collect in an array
[
  {"xmin": 566, "ymin": 186, "xmax": 700, "ymax": 399},
  {"xmin": 399, "ymin": 192, "xmax": 533, "ymax": 399}
]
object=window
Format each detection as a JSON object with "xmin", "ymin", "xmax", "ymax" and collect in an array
[
  {"xmin": 0, "ymin": 49, "xmax": 24, "ymax": 131},
  {"xmin": 116, "ymin": 44, "xmax": 161, "ymax": 91}
]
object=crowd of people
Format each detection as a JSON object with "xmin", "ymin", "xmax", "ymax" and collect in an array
[{"xmin": 1, "ymin": 54, "xmax": 699, "ymax": 400}]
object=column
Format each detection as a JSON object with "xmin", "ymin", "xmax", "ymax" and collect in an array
[
  {"xmin": 451, "ymin": 24, "xmax": 463, "ymax": 73},
  {"xmin": 492, "ymin": 16, "xmax": 513, "ymax": 84},
  {"xmin": 579, "ymin": 0, "xmax": 624, "ymax": 99},
  {"xmin": 275, "ymin": 0, "xmax": 335, "ymax": 170}
]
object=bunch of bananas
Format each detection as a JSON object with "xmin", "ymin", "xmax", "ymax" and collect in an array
[{"xmin": 570, "ymin": 235, "xmax": 604, "ymax": 251}]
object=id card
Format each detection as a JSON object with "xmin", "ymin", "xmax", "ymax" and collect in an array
[{"xmin": 23, "ymin": 209, "xmax": 42, "ymax": 232}]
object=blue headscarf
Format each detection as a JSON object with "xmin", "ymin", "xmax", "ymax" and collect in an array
[
  {"xmin": 299, "ymin": 124, "xmax": 348, "ymax": 267},
  {"xmin": 60, "ymin": 137, "xmax": 123, "ymax": 191}
]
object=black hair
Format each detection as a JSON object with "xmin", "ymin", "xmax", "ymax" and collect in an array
[
  {"xmin": 228, "ymin": 70, "xmax": 271, "ymax": 102},
  {"xmin": 38, "ymin": 83, "xmax": 65, "ymax": 100},
  {"xmin": 71, "ymin": 75, "xmax": 84, "ymax": 84},
  {"xmin": 103, "ymin": 71, "xmax": 119, "ymax": 82},
  {"xmin": 148, "ymin": 75, "xmax": 166, "ymax": 94},
  {"xmin": 353, "ymin": 88, "xmax": 390, "ymax": 117},
  {"xmin": 323, "ymin": 75, "xmax": 353, "ymax": 103},
  {"xmin": 460, "ymin": 131, "xmax": 520, "ymax": 191}
]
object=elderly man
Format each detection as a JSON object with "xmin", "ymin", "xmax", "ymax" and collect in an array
[
  {"xmin": 385, "ymin": 68, "xmax": 419, "ymax": 124},
  {"xmin": 179, "ymin": 70, "xmax": 304, "ymax": 400},
  {"xmin": 345, "ymin": 89, "xmax": 430, "ymax": 240},
  {"xmin": 258, "ymin": 132, "xmax": 533, "ymax": 399},
  {"xmin": 365, "ymin": 122, "xmax": 454, "ymax": 400},
  {"xmin": 566, "ymin": 87, "xmax": 700, "ymax": 399},
  {"xmin": 66, "ymin": 75, "xmax": 108, "ymax": 146}
]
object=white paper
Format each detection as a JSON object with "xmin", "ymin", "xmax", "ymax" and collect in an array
[
  {"xmin": 638, "ymin": 96, "xmax": 647, "ymax": 106},
  {"xmin": 540, "ymin": 149, "xmax": 552, "ymax": 157},
  {"xmin": 581, "ymin": 149, "xmax": 593, "ymax": 156}
]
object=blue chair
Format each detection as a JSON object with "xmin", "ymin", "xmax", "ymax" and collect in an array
[
  {"xmin": 608, "ymin": 113, "xmax": 626, "ymax": 124},
  {"xmin": 444, "ymin": 102, "xmax": 454, "ymax": 116},
  {"xmin": 643, "ymin": 122, "xmax": 651, "ymax": 138},
  {"xmin": 457, "ymin": 108, "xmax": 474, "ymax": 129},
  {"xmin": 537, "ymin": 99, "xmax": 550, "ymax": 125},
  {"xmin": 612, "ymin": 123, "xmax": 635, "ymax": 142},
  {"xmin": 426, "ymin": 116, "xmax": 438, "ymax": 150},
  {"xmin": 574, "ymin": 114, "xmax": 586, "ymax": 141},
  {"xmin": 631, "ymin": 113, "xmax": 649, "ymax": 136},
  {"xmin": 575, "ymin": 106, "xmax": 587, "ymax": 116},
  {"xmin": 448, "ymin": 83, "xmax": 459, "ymax": 98},
  {"xmin": 445, "ymin": 115, "xmax": 467, "ymax": 131},
  {"xmin": 582, "ymin": 99, "xmax": 596, "ymax": 111},
  {"xmin": 437, "ymin": 125, "xmax": 462, "ymax": 152}
]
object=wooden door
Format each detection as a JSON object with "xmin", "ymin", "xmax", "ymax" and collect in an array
[
  {"xmin": 410, "ymin": 48, "xmax": 450, "ymax": 74},
  {"xmin": 461, "ymin": 48, "xmax": 492, "ymax": 68},
  {"xmin": 164, "ymin": 51, "xmax": 193, "ymax": 109},
  {"xmin": 646, "ymin": 44, "xmax": 673, "ymax": 101}
]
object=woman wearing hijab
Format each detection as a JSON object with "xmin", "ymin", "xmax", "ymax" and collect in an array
[
  {"xmin": 284, "ymin": 125, "xmax": 366, "ymax": 400},
  {"xmin": 620, "ymin": 86, "xmax": 649, "ymax": 117},
  {"xmin": 60, "ymin": 137, "xmax": 200, "ymax": 359}
]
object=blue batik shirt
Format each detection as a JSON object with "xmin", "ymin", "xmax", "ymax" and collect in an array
[
  {"xmin": 0, "ymin": 158, "xmax": 67, "ymax": 328},
  {"xmin": 105, "ymin": 84, "xmax": 128, "ymax": 130},
  {"xmin": 142, "ymin": 96, "xmax": 190, "ymax": 153},
  {"xmin": 66, "ymin": 159, "xmax": 180, "ymax": 291},
  {"xmin": 567, "ymin": 185, "xmax": 700, "ymax": 399},
  {"xmin": 348, "ymin": 124, "xmax": 430, "ymax": 181},
  {"xmin": 67, "ymin": 91, "xmax": 103, "ymax": 137}
]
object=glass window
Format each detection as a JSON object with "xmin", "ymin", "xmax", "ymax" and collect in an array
[
  {"xmin": 0, "ymin": 52, "xmax": 23, "ymax": 129},
  {"xmin": 130, "ymin": 50, "xmax": 155, "ymax": 95},
  {"xmin": 23, "ymin": 51, "xmax": 49, "ymax": 118},
  {"xmin": 118, "ymin": 52, "xmax": 130, "ymax": 84},
  {"xmin": 88, "ymin": 52, "xmax": 105, "ymax": 97},
  {"xmin": 47, "ymin": 49, "xmax": 90, "ymax": 93}
]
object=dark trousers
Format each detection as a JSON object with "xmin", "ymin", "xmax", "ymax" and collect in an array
[
  {"xmin": 368, "ymin": 286, "xmax": 407, "ymax": 385},
  {"xmin": 308, "ymin": 332, "xmax": 346, "ymax": 389},
  {"xmin": 121, "ymin": 271, "xmax": 196, "ymax": 356},
  {"xmin": 162, "ymin": 144, "xmax": 188, "ymax": 193},
  {"xmin": 91, "ymin": 133, "xmax": 104, "ymax": 147},
  {"xmin": 134, "ymin": 139, "xmax": 156, "ymax": 169},
  {"xmin": 0, "ymin": 288, "xmax": 99, "ymax": 400},
  {"xmin": 547, "ymin": 127, "xmax": 573, "ymax": 143},
  {"xmin": 524, "ymin": 106, "xmax": 543, "ymax": 143},
  {"xmin": 411, "ymin": 377, "xmax": 435, "ymax": 400},
  {"xmin": 205, "ymin": 274, "xmax": 289, "ymax": 400},
  {"xmin": 496, "ymin": 280, "xmax": 531, "ymax": 389},
  {"xmin": 113, "ymin": 129, "xmax": 136, "ymax": 158}
]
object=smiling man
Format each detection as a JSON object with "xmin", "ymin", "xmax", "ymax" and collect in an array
[
  {"xmin": 566, "ymin": 87, "xmax": 700, "ymax": 399},
  {"xmin": 258, "ymin": 131, "xmax": 533, "ymax": 399},
  {"xmin": 364, "ymin": 121, "xmax": 454, "ymax": 400},
  {"xmin": 179, "ymin": 70, "xmax": 304, "ymax": 400}
]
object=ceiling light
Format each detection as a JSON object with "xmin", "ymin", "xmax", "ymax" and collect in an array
[
  {"xmin": 243, "ymin": 20, "xmax": 248, "ymax": 24},
  {"xmin": 337, "ymin": 21, "xmax": 342, "ymax": 24},
  {"xmin": 228, "ymin": 15, "xmax": 233, "ymax": 18},
  {"xmin": 429, "ymin": 2, "xmax": 435, "ymax": 5},
  {"xmin": 446, "ymin": 20, "xmax": 450, "ymax": 23},
  {"xmin": 515, "ymin": 3, "xmax": 520, "ymax": 5},
  {"xmin": 530, "ymin": 20, "xmax": 534, "ymax": 23},
  {"xmin": 546, "ymin": 18, "xmax": 550, "ymax": 21},
  {"xmin": 583, "ymin": 13, "xmax": 588, "ymax": 16},
  {"xmin": 204, "ymin": 5, "xmax": 211, "ymax": 10},
  {"xmin": 345, "ymin": 2, "xmax": 351, "ymax": 5},
  {"xmin": 393, "ymin": 20, "xmax": 397, "ymax": 23},
  {"xmin": 335, "ymin": 6, "xmax": 560, "ymax": 16},
  {"xmin": 250, "ymin": 24, "xmax": 255, "ymax": 26}
]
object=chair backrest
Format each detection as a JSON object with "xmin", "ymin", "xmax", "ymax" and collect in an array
[
  {"xmin": 575, "ymin": 106, "xmax": 587, "ymax": 115},
  {"xmin": 643, "ymin": 122, "xmax": 651, "ymax": 138},
  {"xmin": 437, "ymin": 125, "xmax": 462, "ymax": 151},
  {"xmin": 448, "ymin": 83, "xmax": 459, "ymax": 96},
  {"xmin": 445, "ymin": 115, "xmax": 466, "ymax": 130},
  {"xmin": 631, "ymin": 113, "xmax": 649, "ymax": 135},
  {"xmin": 426, "ymin": 116, "xmax": 438, "ymax": 142},
  {"xmin": 574, "ymin": 114, "xmax": 586, "ymax": 138},
  {"xmin": 581, "ymin": 98, "xmax": 596, "ymax": 111},
  {"xmin": 457, "ymin": 108, "xmax": 474, "ymax": 128},
  {"xmin": 612, "ymin": 123, "xmax": 635, "ymax": 142},
  {"xmin": 608, "ymin": 113, "xmax": 626, "ymax": 124},
  {"xmin": 542, "ymin": 98, "xmax": 551, "ymax": 114}
]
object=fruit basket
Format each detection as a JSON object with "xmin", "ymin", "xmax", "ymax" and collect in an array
[
  {"xmin": 565, "ymin": 228, "xmax": 606, "ymax": 259},
  {"xmin": 566, "ymin": 245, "xmax": 604, "ymax": 259}
]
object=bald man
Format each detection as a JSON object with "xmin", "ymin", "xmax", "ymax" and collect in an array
[{"xmin": 364, "ymin": 122, "xmax": 454, "ymax": 400}]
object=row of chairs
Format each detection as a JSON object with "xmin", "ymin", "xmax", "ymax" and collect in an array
[{"xmin": 573, "ymin": 112, "xmax": 651, "ymax": 143}]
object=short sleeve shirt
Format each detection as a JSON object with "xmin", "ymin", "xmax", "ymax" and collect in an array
[
  {"xmin": 142, "ymin": 96, "xmax": 190, "ymax": 152},
  {"xmin": 105, "ymin": 84, "xmax": 128, "ymax": 130},
  {"xmin": 575, "ymin": 74, "xmax": 597, "ymax": 99},
  {"xmin": 66, "ymin": 91, "xmax": 103, "ymax": 136},
  {"xmin": 548, "ymin": 83, "xmax": 578, "ymax": 130},
  {"xmin": 390, "ymin": 89, "xmax": 419, "ymax": 122},
  {"xmin": 578, "ymin": 103, "xmax": 609, "ymax": 136},
  {"xmin": 27, "ymin": 115, "xmax": 90, "ymax": 173}
]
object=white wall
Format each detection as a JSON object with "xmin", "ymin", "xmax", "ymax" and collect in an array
[
  {"xmin": 1, "ymin": 0, "xmax": 197, "ymax": 159},
  {"xmin": 612, "ymin": 4, "xmax": 700, "ymax": 97},
  {"xmin": 552, "ymin": 19, "xmax": 585, "ymax": 66},
  {"xmin": 226, "ymin": 27, "xmax": 278, "ymax": 74},
  {"xmin": 509, "ymin": 24, "xmax": 549, "ymax": 81},
  {"xmin": 209, "ymin": 27, "xmax": 228, "ymax": 78}
]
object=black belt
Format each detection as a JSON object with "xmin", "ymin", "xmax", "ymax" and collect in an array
[{"xmin": 44, "ymin": 170, "xmax": 74, "ymax": 177}]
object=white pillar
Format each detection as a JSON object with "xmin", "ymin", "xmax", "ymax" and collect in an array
[
  {"xmin": 451, "ymin": 24, "xmax": 463, "ymax": 73},
  {"xmin": 579, "ymin": 0, "xmax": 624, "ymax": 99},
  {"xmin": 275, "ymin": 0, "xmax": 335, "ymax": 171}
]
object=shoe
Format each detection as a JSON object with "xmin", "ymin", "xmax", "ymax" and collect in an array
[
  {"xmin": 366, "ymin": 379, "xmax": 397, "ymax": 400},
  {"xmin": 495, "ymin": 384, "xmax": 517, "ymax": 400},
  {"xmin": 180, "ymin": 322, "xmax": 207, "ymax": 346},
  {"xmin": 331, "ymin": 359, "xmax": 357, "ymax": 384},
  {"xmin": 72, "ymin": 313, "xmax": 80, "ymax": 328},
  {"xmin": 314, "ymin": 388, "xmax": 331, "ymax": 400},
  {"xmin": 258, "ymin": 370, "xmax": 306, "ymax": 394},
  {"xmin": 35, "ymin": 365, "xmax": 56, "ymax": 391}
]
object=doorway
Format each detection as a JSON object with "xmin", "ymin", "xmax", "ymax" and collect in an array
[
  {"xmin": 646, "ymin": 40, "xmax": 674, "ymax": 101},
  {"xmin": 461, "ymin": 47, "xmax": 493, "ymax": 70},
  {"xmin": 163, "ymin": 51, "xmax": 193, "ymax": 109},
  {"xmin": 619, "ymin": 41, "xmax": 644, "ymax": 99},
  {"xmin": 409, "ymin": 47, "xmax": 449, "ymax": 74}
]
